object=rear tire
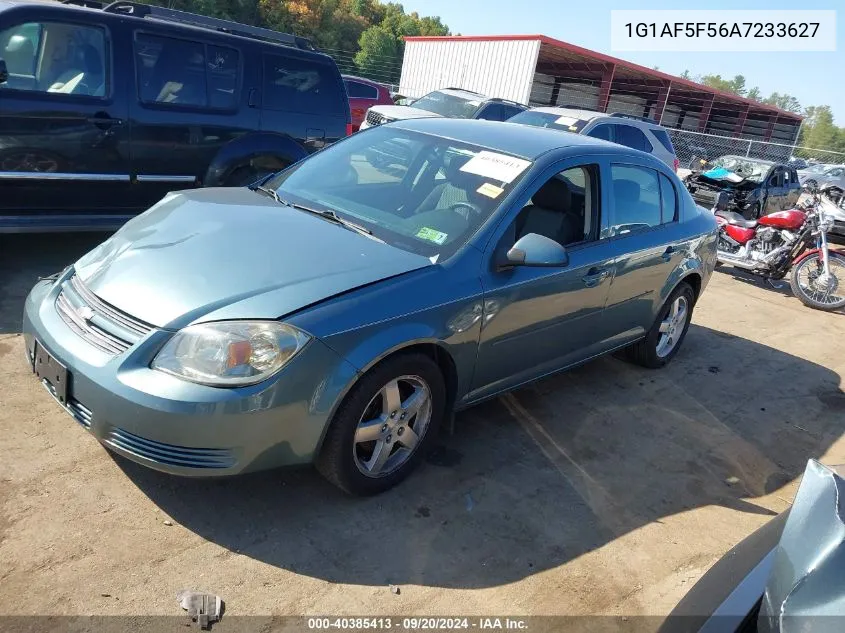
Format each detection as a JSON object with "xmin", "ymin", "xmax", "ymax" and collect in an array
[
  {"xmin": 789, "ymin": 252, "xmax": 845, "ymax": 311},
  {"xmin": 622, "ymin": 282, "xmax": 695, "ymax": 369},
  {"xmin": 316, "ymin": 353, "xmax": 446, "ymax": 495}
]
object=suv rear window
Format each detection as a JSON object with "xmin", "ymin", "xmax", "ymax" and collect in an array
[
  {"xmin": 344, "ymin": 79, "xmax": 378, "ymax": 99},
  {"xmin": 264, "ymin": 54, "xmax": 345, "ymax": 116},
  {"xmin": 615, "ymin": 125, "xmax": 653, "ymax": 153},
  {"xmin": 650, "ymin": 128, "xmax": 676, "ymax": 154}
]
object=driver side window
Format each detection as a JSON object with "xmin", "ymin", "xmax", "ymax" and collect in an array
[
  {"xmin": 510, "ymin": 165, "xmax": 599, "ymax": 249},
  {"xmin": 768, "ymin": 168, "xmax": 785, "ymax": 187}
]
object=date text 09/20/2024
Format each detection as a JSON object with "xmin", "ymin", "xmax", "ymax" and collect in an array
[{"xmin": 307, "ymin": 618, "xmax": 529, "ymax": 630}]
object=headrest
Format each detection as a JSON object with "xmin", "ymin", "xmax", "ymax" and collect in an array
[
  {"xmin": 532, "ymin": 177, "xmax": 572, "ymax": 212},
  {"xmin": 613, "ymin": 179, "xmax": 641, "ymax": 203}
]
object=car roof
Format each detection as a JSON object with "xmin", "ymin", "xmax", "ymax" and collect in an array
[
  {"xmin": 432, "ymin": 88, "xmax": 487, "ymax": 100},
  {"xmin": 342, "ymin": 75, "xmax": 385, "ymax": 87},
  {"xmin": 527, "ymin": 106, "xmax": 607, "ymax": 122},
  {"xmin": 391, "ymin": 117, "xmax": 646, "ymax": 161}
]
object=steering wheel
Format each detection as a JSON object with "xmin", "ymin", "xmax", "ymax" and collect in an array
[{"xmin": 449, "ymin": 201, "xmax": 482, "ymax": 221}]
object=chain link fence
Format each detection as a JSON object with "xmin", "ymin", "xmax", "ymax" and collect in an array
[{"xmin": 667, "ymin": 129, "xmax": 845, "ymax": 170}]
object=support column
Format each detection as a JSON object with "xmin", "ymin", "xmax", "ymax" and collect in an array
[
  {"xmin": 655, "ymin": 81, "xmax": 671, "ymax": 123},
  {"xmin": 697, "ymin": 93, "xmax": 714, "ymax": 132},
  {"xmin": 733, "ymin": 105, "xmax": 749, "ymax": 136},
  {"xmin": 597, "ymin": 64, "xmax": 616, "ymax": 112},
  {"xmin": 763, "ymin": 114, "xmax": 778, "ymax": 142}
]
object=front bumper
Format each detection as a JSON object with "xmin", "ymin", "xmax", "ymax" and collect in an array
[{"xmin": 22, "ymin": 274, "xmax": 359, "ymax": 476}]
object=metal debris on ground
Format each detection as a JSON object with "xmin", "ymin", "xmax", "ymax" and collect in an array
[
  {"xmin": 177, "ymin": 589, "xmax": 223, "ymax": 629},
  {"xmin": 163, "ymin": 519, "xmax": 173, "ymax": 526},
  {"xmin": 389, "ymin": 584, "xmax": 400, "ymax": 595}
]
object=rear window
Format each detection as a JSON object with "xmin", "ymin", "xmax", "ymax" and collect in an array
[
  {"xmin": 507, "ymin": 110, "xmax": 590, "ymax": 133},
  {"xmin": 615, "ymin": 125, "xmax": 653, "ymax": 153},
  {"xmin": 263, "ymin": 53, "xmax": 345, "ymax": 116},
  {"xmin": 651, "ymin": 128, "xmax": 676, "ymax": 154},
  {"xmin": 344, "ymin": 79, "xmax": 378, "ymax": 99}
]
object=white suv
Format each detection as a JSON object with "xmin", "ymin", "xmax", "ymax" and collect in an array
[{"xmin": 507, "ymin": 107, "xmax": 680, "ymax": 172}]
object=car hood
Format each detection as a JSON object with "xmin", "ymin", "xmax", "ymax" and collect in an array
[
  {"xmin": 73, "ymin": 188, "xmax": 433, "ymax": 329},
  {"xmin": 371, "ymin": 104, "xmax": 443, "ymax": 121}
]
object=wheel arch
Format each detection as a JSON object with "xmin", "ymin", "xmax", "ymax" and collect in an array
[
  {"xmin": 312, "ymin": 337, "xmax": 461, "ymax": 458},
  {"xmin": 204, "ymin": 132, "xmax": 308, "ymax": 187}
]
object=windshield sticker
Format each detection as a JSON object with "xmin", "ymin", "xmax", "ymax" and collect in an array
[
  {"xmin": 568, "ymin": 126, "xmax": 578, "ymax": 131},
  {"xmin": 416, "ymin": 227, "xmax": 448, "ymax": 245},
  {"xmin": 460, "ymin": 151, "xmax": 532, "ymax": 184},
  {"xmin": 477, "ymin": 182, "xmax": 505, "ymax": 199},
  {"xmin": 555, "ymin": 115, "xmax": 578, "ymax": 127}
]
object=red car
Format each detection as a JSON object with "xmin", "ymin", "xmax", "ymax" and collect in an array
[{"xmin": 343, "ymin": 75, "xmax": 394, "ymax": 132}]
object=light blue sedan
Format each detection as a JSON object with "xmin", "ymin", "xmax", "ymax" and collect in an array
[{"xmin": 23, "ymin": 119, "xmax": 717, "ymax": 494}]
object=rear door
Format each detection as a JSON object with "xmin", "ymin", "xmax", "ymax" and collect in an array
[
  {"xmin": 783, "ymin": 167, "xmax": 801, "ymax": 209},
  {"xmin": 602, "ymin": 162, "xmax": 681, "ymax": 342},
  {"xmin": 261, "ymin": 51, "xmax": 349, "ymax": 151},
  {"xmin": 129, "ymin": 28, "xmax": 253, "ymax": 209},
  {"xmin": 0, "ymin": 14, "xmax": 131, "ymax": 224}
]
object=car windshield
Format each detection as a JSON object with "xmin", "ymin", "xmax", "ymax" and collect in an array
[
  {"xmin": 804, "ymin": 164, "xmax": 830, "ymax": 173},
  {"xmin": 262, "ymin": 126, "xmax": 532, "ymax": 259},
  {"xmin": 708, "ymin": 156, "xmax": 772, "ymax": 183},
  {"xmin": 411, "ymin": 91, "xmax": 481, "ymax": 118},
  {"xmin": 506, "ymin": 110, "xmax": 588, "ymax": 133}
]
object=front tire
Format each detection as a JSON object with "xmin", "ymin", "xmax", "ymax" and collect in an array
[
  {"xmin": 622, "ymin": 282, "xmax": 695, "ymax": 369},
  {"xmin": 316, "ymin": 353, "xmax": 446, "ymax": 495},
  {"xmin": 789, "ymin": 252, "xmax": 845, "ymax": 311}
]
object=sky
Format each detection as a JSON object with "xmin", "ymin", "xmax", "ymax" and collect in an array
[{"xmin": 399, "ymin": 0, "xmax": 844, "ymax": 124}]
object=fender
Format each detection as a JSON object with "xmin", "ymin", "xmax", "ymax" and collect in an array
[
  {"xmin": 793, "ymin": 248, "xmax": 821, "ymax": 266},
  {"xmin": 204, "ymin": 132, "xmax": 309, "ymax": 186}
]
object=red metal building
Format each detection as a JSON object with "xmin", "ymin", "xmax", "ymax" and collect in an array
[{"xmin": 401, "ymin": 35, "xmax": 802, "ymax": 144}]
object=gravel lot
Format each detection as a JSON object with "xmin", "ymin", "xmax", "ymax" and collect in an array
[{"xmin": 2, "ymin": 232, "xmax": 845, "ymax": 618}]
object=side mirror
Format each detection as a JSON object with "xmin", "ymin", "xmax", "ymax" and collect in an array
[
  {"xmin": 713, "ymin": 191, "xmax": 730, "ymax": 212},
  {"xmin": 0, "ymin": 59, "xmax": 7, "ymax": 84},
  {"xmin": 505, "ymin": 233, "xmax": 569, "ymax": 268}
]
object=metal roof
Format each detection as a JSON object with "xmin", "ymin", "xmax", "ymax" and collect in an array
[{"xmin": 405, "ymin": 35, "xmax": 803, "ymax": 122}]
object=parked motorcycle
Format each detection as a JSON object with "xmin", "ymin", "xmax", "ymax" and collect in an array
[{"xmin": 712, "ymin": 185, "xmax": 845, "ymax": 311}]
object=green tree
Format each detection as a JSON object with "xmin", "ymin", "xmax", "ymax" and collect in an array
[
  {"xmin": 763, "ymin": 92, "xmax": 802, "ymax": 113},
  {"xmin": 746, "ymin": 86, "xmax": 761, "ymax": 102},
  {"xmin": 699, "ymin": 73, "xmax": 747, "ymax": 96},
  {"xmin": 679, "ymin": 69, "xmax": 692, "ymax": 80}
]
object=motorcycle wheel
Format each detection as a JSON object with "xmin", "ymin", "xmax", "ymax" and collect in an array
[{"xmin": 789, "ymin": 252, "xmax": 845, "ymax": 311}]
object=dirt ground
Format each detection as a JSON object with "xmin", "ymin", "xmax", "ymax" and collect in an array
[{"xmin": 1, "ymin": 232, "xmax": 845, "ymax": 618}]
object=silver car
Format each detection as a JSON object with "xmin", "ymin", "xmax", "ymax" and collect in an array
[
  {"xmin": 798, "ymin": 164, "xmax": 845, "ymax": 190},
  {"xmin": 507, "ymin": 107, "xmax": 680, "ymax": 173}
]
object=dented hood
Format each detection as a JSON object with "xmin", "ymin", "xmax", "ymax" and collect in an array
[
  {"xmin": 758, "ymin": 460, "xmax": 845, "ymax": 632},
  {"xmin": 73, "ymin": 188, "xmax": 432, "ymax": 329}
]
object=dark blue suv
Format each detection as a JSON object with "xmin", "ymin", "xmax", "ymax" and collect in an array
[{"xmin": 0, "ymin": 0, "xmax": 350, "ymax": 232}]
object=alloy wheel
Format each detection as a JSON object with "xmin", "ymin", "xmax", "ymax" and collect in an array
[
  {"xmin": 353, "ymin": 375, "xmax": 432, "ymax": 477},
  {"xmin": 656, "ymin": 296, "xmax": 689, "ymax": 358}
]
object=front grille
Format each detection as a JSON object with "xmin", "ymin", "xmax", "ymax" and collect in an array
[
  {"xmin": 67, "ymin": 399, "xmax": 92, "ymax": 428},
  {"xmin": 55, "ymin": 274, "xmax": 153, "ymax": 355},
  {"xmin": 366, "ymin": 110, "xmax": 390, "ymax": 126},
  {"xmin": 105, "ymin": 428, "xmax": 237, "ymax": 469}
]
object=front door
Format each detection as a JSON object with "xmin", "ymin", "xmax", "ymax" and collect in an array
[
  {"xmin": 470, "ymin": 160, "xmax": 615, "ymax": 399},
  {"xmin": 763, "ymin": 166, "xmax": 787, "ymax": 214},
  {"xmin": 0, "ymin": 18, "xmax": 131, "ymax": 224}
]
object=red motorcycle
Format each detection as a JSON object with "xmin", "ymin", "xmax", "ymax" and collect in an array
[{"xmin": 713, "ymin": 186, "xmax": 845, "ymax": 311}]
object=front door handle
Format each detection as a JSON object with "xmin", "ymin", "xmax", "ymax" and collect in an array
[
  {"xmin": 86, "ymin": 113, "xmax": 123, "ymax": 129},
  {"xmin": 582, "ymin": 268, "xmax": 610, "ymax": 287}
]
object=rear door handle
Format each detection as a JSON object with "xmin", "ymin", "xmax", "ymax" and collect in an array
[{"xmin": 582, "ymin": 267, "xmax": 610, "ymax": 287}]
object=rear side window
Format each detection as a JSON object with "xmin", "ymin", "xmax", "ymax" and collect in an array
[
  {"xmin": 135, "ymin": 33, "xmax": 239, "ymax": 109},
  {"xmin": 264, "ymin": 54, "xmax": 345, "ymax": 116},
  {"xmin": 650, "ymin": 128, "xmax": 676, "ymax": 154},
  {"xmin": 344, "ymin": 80, "xmax": 378, "ymax": 99},
  {"xmin": 499, "ymin": 104, "xmax": 525, "ymax": 119},
  {"xmin": 659, "ymin": 173, "xmax": 678, "ymax": 223},
  {"xmin": 615, "ymin": 125, "xmax": 653, "ymax": 152},
  {"xmin": 610, "ymin": 164, "xmax": 662, "ymax": 235}
]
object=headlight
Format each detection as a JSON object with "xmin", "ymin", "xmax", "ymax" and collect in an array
[{"xmin": 151, "ymin": 321, "xmax": 310, "ymax": 387}]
